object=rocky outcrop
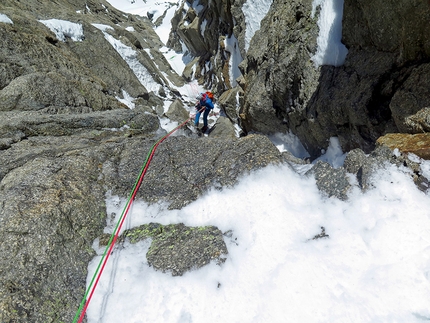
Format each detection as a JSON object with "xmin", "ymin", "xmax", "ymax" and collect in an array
[
  {"xmin": 210, "ymin": 116, "xmax": 238, "ymax": 138},
  {"xmin": 165, "ymin": 99, "xmax": 189, "ymax": 123},
  {"xmin": 239, "ymin": 0, "xmax": 319, "ymax": 135},
  {"xmin": 121, "ymin": 223, "xmax": 228, "ymax": 276},
  {"xmin": 0, "ymin": 121, "xmax": 285, "ymax": 322},
  {"xmin": 168, "ymin": 0, "xmax": 246, "ymax": 93},
  {"xmin": 0, "ymin": 0, "xmax": 184, "ymax": 118},
  {"xmin": 239, "ymin": 0, "xmax": 430, "ymax": 159},
  {"xmin": 118, "ymin": 134, "xmax": 284, "ymax": 209},
  {"xmin": 0, "ymin": 108, "xmax": 159, "ymax": 150},
  {"xmin": 377, "ymin": 133, "xmax": 430, "ymax": 160},
  {"xmin": 306, "ymin": 144, "xmax": 430, "ymax": 201},
  {"xmin": 344, "ymin": 145, "xmax": 429, "ymax": 192},
  {"xmin": 218, "ymin": 86, "xmax": 244, "ymax": 124}
]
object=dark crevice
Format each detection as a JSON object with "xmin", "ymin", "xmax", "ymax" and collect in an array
[
  {"xmin": 45, "ymin": 35, "xmax": 58, "ymax": 46},
  {"xmin": 367, "ymin": 58, "xmax": 430, "ymax": 129}
]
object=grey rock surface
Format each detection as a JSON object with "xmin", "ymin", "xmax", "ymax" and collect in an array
[
  {"xmin": 0, "ymin": 125, "xmax": 284, "ymax": 322},
  {"xmin": 218, "ymin": 86, "xmax": 244, "ymax": 124},
  {"xmin": 210, "ymin": 116, "xmax": 237, "ymax": 138},
  {"xmin": 239, "ymin": 0, "xmax": 319, "ymax": 136},
  {"xmin": 306, "ymin": 161, "xmax": 351, "ymax": 201},
  {"xmin": 121, "ymin": 223, "xmax": 228, "ymax": 276},
  {"xmin": 166, "ymin": 99, "xmax": 190, "ymax": 123},
  {"xmin": 124, "ymin": 134, "xmax": 284, "ymax": 209}
]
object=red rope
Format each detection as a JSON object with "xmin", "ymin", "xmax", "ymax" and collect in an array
[{"xmin": 76, "ymin": 116, "xmax": 196, "ymax": 322}]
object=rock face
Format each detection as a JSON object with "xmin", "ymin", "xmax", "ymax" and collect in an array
[
  {"xmin": 0, "ymin": 127, "xmax": 285, "ymax": 322},
  {"xmin": 1, "ymin": 0, "xmax": 430, "ymax": 321},
  {"xmin": 0, "ymin": 0, "xmax": 184, "ymax": 119},
  {"xmin": 239, "ymin": 0, "xmax": 319, "ymax": 136},
  {"xmin": 239, "ymin": 0, "xmax": 430, "ymax": 159},
  {"xmin": 342, "ymin": 0, "xmax": 430, "ymax": 62},
  {"xmin": 119, "ymin": 134, "xmax": 284, "ymax": 209},
  {"xmin": 168, "ymin": 0, "xmax": 246, "ymax": 93}
]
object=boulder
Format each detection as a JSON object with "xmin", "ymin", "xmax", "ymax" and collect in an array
[
  {"xmin": 376, "ymin": 133, "xmax": 430, "ymax": 160},
  {"xmin": 210, "ymin": 116, "xmax": 237, "ymax": 138},
  {"xmin": 121, "ymin": 223, "xmax": 228, "ymax": 276},
  {"xmin": 405, "ymin": 107, "xmax": 430, "ymax": 133},
  {"xmin": 165, "ymin": 99, "xmax": 189, "ymax": 123},
  {"xmin": 306, "ymin": 161, "xmax": 351, "ymax": 200}
]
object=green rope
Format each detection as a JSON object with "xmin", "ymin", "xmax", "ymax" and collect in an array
[{"xmin": 72, "ymin": 118, "xmax": 193, "ymax": 322}]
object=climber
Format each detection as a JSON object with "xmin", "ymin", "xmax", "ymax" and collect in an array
[{"xmin": 194, "ymin": 92, "xmax": 214, "ymax": 133}]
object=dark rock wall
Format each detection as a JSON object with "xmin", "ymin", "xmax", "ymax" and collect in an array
[
  {"xmin": 240, "ymin": 0, "xmax": 430, "ymax": 159},
  {"xmin": 342, "ymin": 0, "xmax": 430, "ymax": 62}
]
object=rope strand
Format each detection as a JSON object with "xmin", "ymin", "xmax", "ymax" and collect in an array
[{"xmin": 73, "ymin": 116, "xmax": 196, "ymax": 323}]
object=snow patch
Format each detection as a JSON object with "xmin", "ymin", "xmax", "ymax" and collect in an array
[
  {"xmin": 87, "ymin": 162, "xmax": 430, "ymax": 323},
  {"xmin": 39, "ymin": 19, "xmax": 84, "ymax": 42},
  {"xmin": 116, "ymin": 90, "xmax": 135, "ymax": 109},
  {"xmin": 268, "ymin": 131, "xmax": 310, "ymax": 159},
  {"xmin": 0, "ymin": 13, "xmax": 13, "ymax": 24},
  {"xmin": 92, "ymin": 24, "xmax": 161, "ymax": 93},
  {"xmin": 313, "ymin": 136, "xmax": 346, "ymax": 168},
  {"xmin": 311, "ymin": 0, "xmax": 348, "ymax": 67},
  {"xmin": 242, "ymin": 0, "xmax": 273, "ymax": 52}
]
